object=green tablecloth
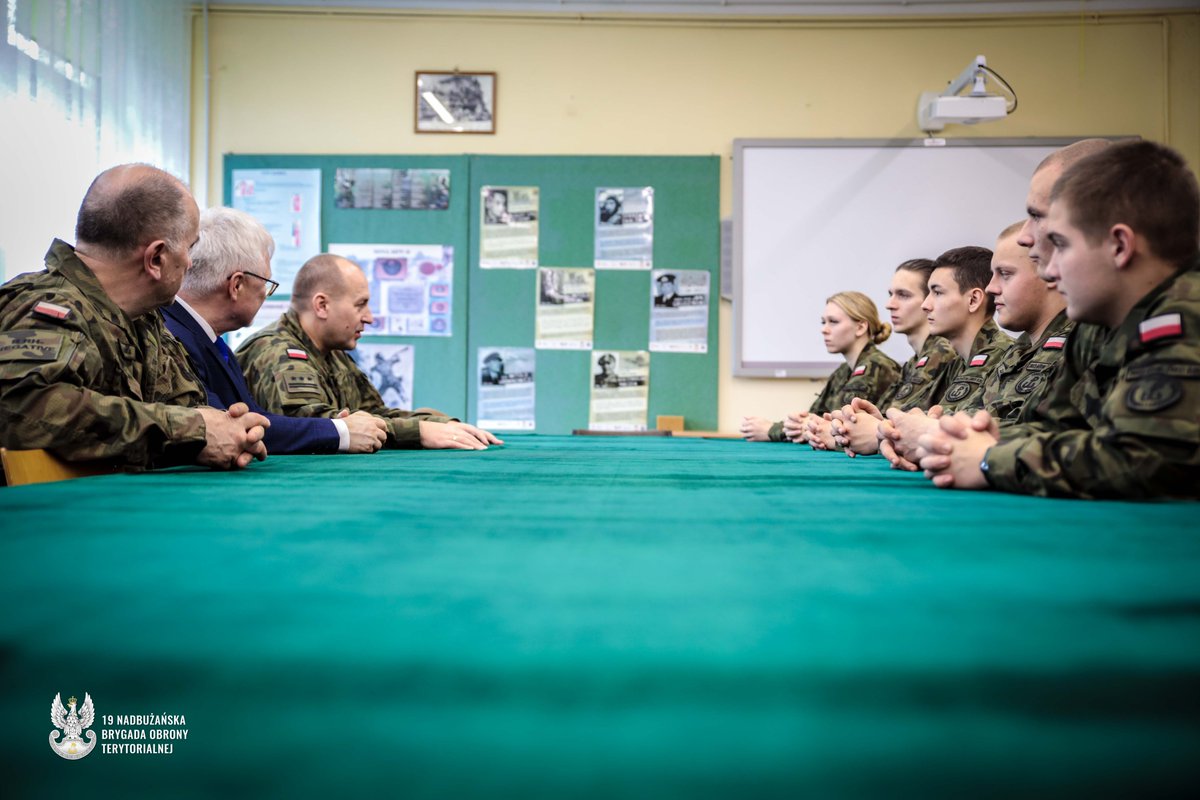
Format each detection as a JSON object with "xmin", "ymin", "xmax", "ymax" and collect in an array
[{"xmin": 2, "ymin": 436, "xmax": 1197, "ymax": 798}]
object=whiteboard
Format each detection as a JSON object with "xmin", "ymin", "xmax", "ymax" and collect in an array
[{"xmin": 732, "ymin": 138, "xmax": 1077, "ymax": 377}]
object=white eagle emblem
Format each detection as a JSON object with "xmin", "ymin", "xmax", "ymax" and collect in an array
[{"xmin": 50, "ymin": 692, "xmax": 96, "ymax": 760}]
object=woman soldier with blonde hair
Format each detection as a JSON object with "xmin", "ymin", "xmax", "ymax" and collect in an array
[{"xmin": 741, "ymin": 290, "xmax": 900, "ymax": 445}]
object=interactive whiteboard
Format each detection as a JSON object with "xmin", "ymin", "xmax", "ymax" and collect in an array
[{"xmin": 733, "ymin": 138, "xmax": 1081, "ymax": 377}]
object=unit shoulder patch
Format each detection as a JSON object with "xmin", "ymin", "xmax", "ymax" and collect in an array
[
  {"xmin": 943, "ymin": 379, "xmax": 977, "ymax": 403},
  {"xmin": 1125, "ymin": 377, "xmax": 1184, "ymax": 413},
  {"xmin": 1015, "ymin": 374, "xmax": 1044, "ymax": 395},
  {"xmin": 0, "ymin": 330, "xmax": 66, "ymax": 362}
]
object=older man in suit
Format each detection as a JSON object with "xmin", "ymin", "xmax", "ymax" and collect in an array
[{"xmin": 162, "ymin": 207, "xmax": 387, "ymax": 455}]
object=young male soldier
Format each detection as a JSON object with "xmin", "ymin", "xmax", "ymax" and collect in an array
[
  {"xmin": 876, "ymin": 246, "xmax": 1013, "ymax": 463},
  {"xmin": 238, "ymin": 254, "xmax": 502, "ymax": 451},
  {"xmin": 0, "ymin": 164, "xmax": 268, "ymax": 470},
  {"xmin": 876, "ymin": 140, "xmax": 1112, "ymax": 470},
  {"xmin": 938, "ymin": 221, "xmax": 1073, "ymax": 424},
  {"xmin": 919, "ymin": 140, "xmax": 1200, "ymax": 498},
  {"xmin": 162, "ymin": 208, "xmax": 388, "ymax": 455}
]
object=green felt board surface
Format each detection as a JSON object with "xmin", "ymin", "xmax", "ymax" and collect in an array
[
  {"xmin": 224, "ymin": 154, "xmax": 720, "ymax": 433},
  {"xmin": 2, "ymin": 436, "xmax": 1197, "ymax": 798}
]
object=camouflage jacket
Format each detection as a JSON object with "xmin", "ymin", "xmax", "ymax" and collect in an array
[
  {"xmin": 0, "ymin": 239, "xmax": 207, "ymax": 468},
  {"xmin": 876, "ymin": 334, "xmax": 959, "ymax": 412},
  {"xmin": 236, "ymin": 309, "xmax": 450, "ymax": 448},
  {"xmin": 985, "ymin": 258, "xmax": 1200, "ymax": 499},
  {"xmin": 937, "ymin": 318, "xmax": 1015, "ymax": 413},
  {"xmin": 955, "ymin": 310, "xmax": 1075, "ymax": 425},
  {"xmin": 768, "ymin": 342, "xmax": 901, "ymax": 441}
]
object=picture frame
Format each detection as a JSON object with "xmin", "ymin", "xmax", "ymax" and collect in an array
[{"xmin": 415, "ymin": 71, "xmax": 497, "ymax": 134}]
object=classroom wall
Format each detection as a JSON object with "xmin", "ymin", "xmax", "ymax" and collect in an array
[{"xmin": 193, "ymin": 6, "xmax": 1200, "ymax": 432}]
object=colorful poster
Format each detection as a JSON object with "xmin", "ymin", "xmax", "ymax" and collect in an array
[
  {"xmin": 330, "ymin": 243, "xmax": 454, "ymax": 337},
  {"xmin": 480, "ymin": 186, "xmax": 538, "ymax": 268},
  {"xmin": 589, "ymin": 350, "xmax": 650, "ymax": 431},
  {"xmin": 476, "ymin": 347, "xmax": 535, "ymax": 431},
  {"xmin": 333, "ymin": 168, "xmax": 450, "ymax": 210},
  {"xmin": 535, "ymin": 267, "xmax": 594, "ymax": 350},
  {"xmin": 649, "ymin": 269, "xmax": 710, "ymax": 353},
  {"xmin": 594, "ymin": 186, "xmax": 653, "ymax": 269},
  {"xmin": 353, "ymin": 343, "xmax": 414, "ymax": 411},
  {"xmin": 231, "ymin": 168, "xmax": 322, "ymax": 293}
]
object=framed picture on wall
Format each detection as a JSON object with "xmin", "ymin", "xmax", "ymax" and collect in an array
[{"xmin": 415, "ymin": 71, "xmax": 497, "ymax": 134}]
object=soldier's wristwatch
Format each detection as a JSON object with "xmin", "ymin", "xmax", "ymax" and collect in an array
[{"xmin": 980, "ymin": 447, "xmax": 994, "ymax": 486}]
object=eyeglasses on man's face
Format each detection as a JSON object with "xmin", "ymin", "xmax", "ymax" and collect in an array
[{"xmin": 235, "ymin": 270, "xmax": 280, "ymax": 297}]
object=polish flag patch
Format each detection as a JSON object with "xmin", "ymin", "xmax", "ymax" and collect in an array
[
  {"xmin": 286, "ymin": 348, "xmax": 309, "ymax": 360},
  {"xmin": 1139, "ymin": 313, "xmax": 1183, "ymax": 344},
  {"xmin": 852, "ymin": 365, "xmax": 866, "ymax": 376},
  {"xmin": 32, "ymin": 301, "xmax": 71, "ymax": 320},
  {"xmin": 970, "ymin": 354, "xmax": 989, "ymax": 367},
  {"xmin": 915, "ymin": 357, "xmax": 929, "ymax": 368},
  {"xmin": 1043, "ymin": 336, "xmax": 1067, "ymax": 350}
]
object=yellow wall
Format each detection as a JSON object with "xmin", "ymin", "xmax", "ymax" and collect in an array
[{"xmin": 193, "ymin": 7, "xmax": 1200, "ymax": 431}]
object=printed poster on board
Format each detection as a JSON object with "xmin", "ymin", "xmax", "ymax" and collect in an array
[
  {"xmin": 330, "ymin": 243, "xmax": 454, "ymax": 337},
  {"xmin": 480, "ymin": 186, "xmax": 538, "ymax": 268},
  {"xmin": 649, "ymin": 269, "xmax": 709, "ymax": 353},
  {"xmin": 594, "ymin": 186, "xmax": 653, "ymax": 269},
  {"xmin": 476, "ymin": 347, "xmax": 535, "ymax": 431},
  {"xmin": 589, "ymin": 350, "xmax": 650, "ymax": 431},
  {"xmin": 535, "ymin": 267, "xmax": 594, "ymax": 350},
  {"xmin": 231, "ymin": 168, "xmax": 321, "ymax": 292}
]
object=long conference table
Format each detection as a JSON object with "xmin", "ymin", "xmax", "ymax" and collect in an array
[{"xmin": 1, "ymin": 435, "xmax": 1197, "ymax": 798}]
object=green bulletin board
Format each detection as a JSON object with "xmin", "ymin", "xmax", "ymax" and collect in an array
[{"xmin": 224, "ymin": 153, "xmax": 719, "ymax": 434}]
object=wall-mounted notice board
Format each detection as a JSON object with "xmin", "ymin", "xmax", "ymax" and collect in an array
[{"xmin": 224, "ymin": 153, "xmax": 719, "ymax": 433}]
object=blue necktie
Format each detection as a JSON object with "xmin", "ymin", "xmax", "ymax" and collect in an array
[{"xmin": 215, "ymin": 336, "xmax": 235, "ymax": 366}]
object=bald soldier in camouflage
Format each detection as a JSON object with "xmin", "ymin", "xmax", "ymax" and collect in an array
[
  {"xmin": 0, "ymin": 164, "xmax": 269, "ymax": 471},
  {"xmin": 919, "ymin": 140, "xmax": 1200, "ymax": 499},
  {"xmin": 238, "ymin": 254, "xmax": 501, "ymax": 451},
  {"xmin": 941, "ymin": 222, "xmax": 1073, "ymax": 424}
]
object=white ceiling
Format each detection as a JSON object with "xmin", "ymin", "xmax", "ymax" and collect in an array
[{"xmin": 200, "ymin": 0, "xmax": 1200, "ymax": 17}]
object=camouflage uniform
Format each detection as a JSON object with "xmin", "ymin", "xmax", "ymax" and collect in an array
[
  {"xmin": 876, "ymin": 334, "xmax": 959, "ymax": 412},
  {"xmin": 952, "ymin": 310, "xmax": 1075, "ymax": 425},
  {"xmin": 237, "ymin": 309, "xmax": 451, "ymax": 448},
  {"xmin": 937, "ymin": 318, "xmax": 1015, "ymax": 413},
  {"xmin": 768, "ymin": 342, "xmax": 900, "ymax": 441},
  {"xmin": 984, "ymin": 258, "xmax": 1200, "ymax": 499},
  {"xmin": 0, "ymin": 240, "xmax": 207, "ymax": 468}
]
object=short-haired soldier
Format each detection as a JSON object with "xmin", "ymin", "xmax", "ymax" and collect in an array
[
  {"xmin": 238, "ymin": 253, "xmax": 502, "ymax": 451},
  {"xmin": 919, "ymin": 140, "xmax": 1200, "ymax": 498},
  {"xmin": 0, "ymin": 164, "xmax": 268, "ymax": 471}
]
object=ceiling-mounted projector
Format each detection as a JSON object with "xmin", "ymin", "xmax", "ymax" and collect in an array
[{"xmin": 918, "ymin": 55, "xmax": 1015, "ymax": 132}]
